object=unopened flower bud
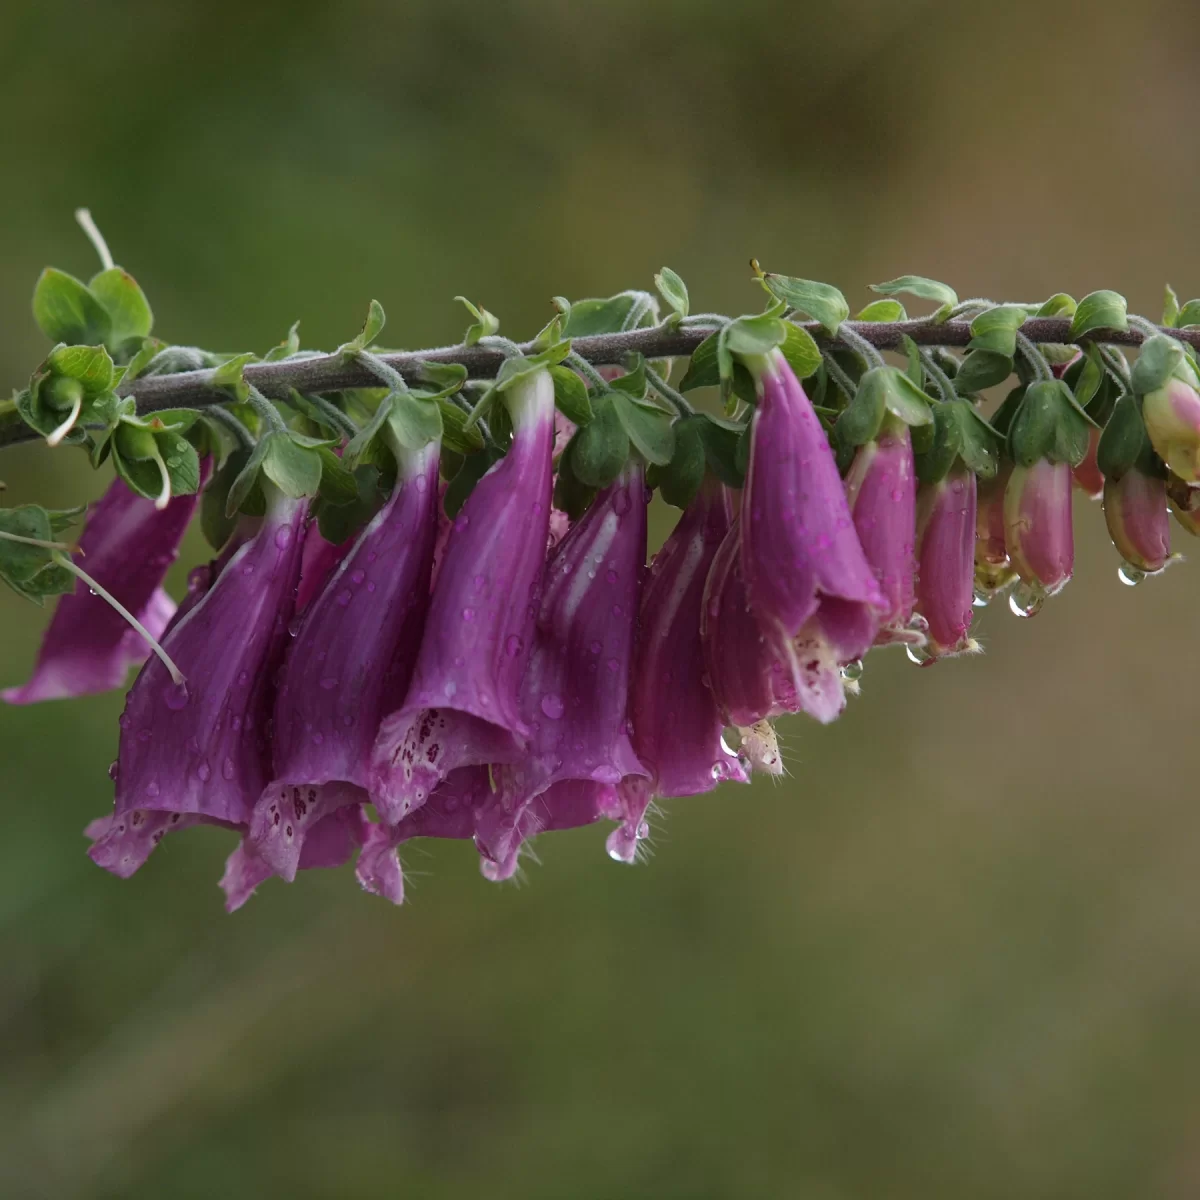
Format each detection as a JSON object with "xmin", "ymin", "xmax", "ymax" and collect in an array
[
  {"xmin": 1104, "ymin": 469, "xmax": 1170, "ymax": 573},
  {"xmin": 1004, "ymin": 459, "xmax": 1074, "ymax": 597},
  {"xmin": 974, "ymin": 462, "xmax": 1015, "ymax": 596},
  {"xmin": 914, "ymin": 466, "xmax": 977, "ymax": 657},
  {"xmin": 1142, "ymin": 374, "xmax": 1200, "ymax": 484}
]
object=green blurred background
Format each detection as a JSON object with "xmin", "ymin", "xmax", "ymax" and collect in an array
[{"xmin": 4, "ymin": 1, "xmax": 1200, "ymax": 1196}]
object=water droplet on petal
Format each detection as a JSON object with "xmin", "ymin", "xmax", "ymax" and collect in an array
[
  {"xmin": 145, "ymin": 780, "xmax": 160, "ymax": 798},
  {"xmin": 905, "ymin": 644, "xmax": 934, "ymax": 666},
  {"xmin": 1007, "ymin": 583, "xmax": 1044, "ymax": 618},
  {"xmin": 107, "ymin": 759, "xmax": 119, "ymax": 781},
  {"xmin": 222, "ymin": 757, "xmax": 235, "ymax": 780},
  {"xmin": 196, "ymin": 761, "xmax": 211, "ymax": 782},
  {"xmin": 320, "ymin": 676, "xmax": 339, "ymax": 690},
  {"xmin": 541, "ymin": 693, "xmax": 565, "ymax": 719},
  {"xmin": 350, "ymin": 568, "xmax": 365, "ymax": 585},
  {"xmin": 461, "ymin": 607, "xmax": 476, "ymax": 622},
  {"xmin": 163, "ymin": 682, "xmax": 189, "ymax": 710},
  {"xmin": 274, "ymin": 526, "xmax": 293, "ymax": 550},
  {"xmin": 1118, "ymin": 563, "xmax": 1145, "ymax": 587}
]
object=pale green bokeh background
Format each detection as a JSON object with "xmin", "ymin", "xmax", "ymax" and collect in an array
[{"xmin": 3, "ymin": 2, "xmax": 1200, "ymax": 1196}]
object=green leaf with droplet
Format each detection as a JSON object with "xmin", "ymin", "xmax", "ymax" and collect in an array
[{"xmin": 610, "ymin": 392, "xmax": 674, "ymax": 465}]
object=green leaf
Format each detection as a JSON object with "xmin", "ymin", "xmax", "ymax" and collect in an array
[
  {"xmin": 444, "ymin": 447, "xmax": 500, "ymax": 518},
  {"xmin": 968, "ymin": 305, "xmax": 1027, "ymax": 357},
  {"xmin": 869, "ymin": 275, "xmax": 958, "ymax": 319},
  {"xmin": 89, "ymin": 267, "xmax": 153, "ymax": 353},
  {"xmin": 264, "ymin": 320, "xmax": 302, "ymax": 361},
  {"xmin": 780, "ymin": 324, "xmax": 822, "ymax": 380},
  {"xmin": 437, "ymin": 400, "xmax": 485, "ymax": 456},
  {"xmin": 314, "ymin": 464, "xmax": 385, "ymax": 545},
  {"xmin": 855, "ymin": 299, "xmax": 907, "ymax": 322},
  {"xmin": 340, "ymin": 299, "xmax": 386, "ymax": 356},
  {"xmin": 697, "ymin": 415, "xmax": 745, "ymax": 488},
  {"xmin": 607, "ymin": 354, "xmax": 648, "ymax": 400},
  {"xmin": 1069, "ymin": 290, "xmax": 1129, "ymax": 339},
  {"xmin": 161, "ymin": 435, "xmax": 202, "ymax": 496},
  {"xmin": 1072, "ymin": 346, "xmax": 1105, "ymax": 411},
  {"xmin": 1163, "ymin": 285, "xmax": 1181, "ymax": 328},
  {"xmin": 211, "ymin": 352, "xmax": 258, "ymax": 401},
  {"xmin": 900, "ymin": 335, "xmax": 923, "ymax": 386},
  {"xmin": 121, "ymin": 337, "xmax": 166, "ymax": 383},
  {"xmin": 1176, "ymin": 300, "xmax": 1200, "ymax": 329},
  {"xmin": 417, "ymin": 361, "xmax": 469, "ymax": 394},
  {"xmin": 0, "ymin": 505, "xmax": 58, "ymax": 584},
  {"xmin": 757, "ymin": 272, "xmax": 848, "ymax": 335},
  {"xmin": 1008, "ymin": 380, "xmax": 1090, "ymax": 467},
  {"xmin": 315, "ymin": 447, "xmax": 360, "ymax": 506},
  {"xmin": 32, "ymin": 268, "xmax": 111, "ymax": 345},
  {"xmin": 342, "ymin": 394, "xmax": 395, "ymax": 467},
  {"xmin": 1037, "ymin": 293, "xmax": 1077, "ymax": 319},
  {"xmin": 677, "ymin": 333, "xmax": 757, "ymax": 405},
  {"xmin": 914, "ymin": 403, "xmax": 964, "ymax": 484},
  {"xmin": 1131, "ymin": 334, "xmax": 1186, "ymax": 395},
  {"xmin": 549, "ymin": 365, "xmax": 593, "ymax": 426},
  {"xmin": 203, "ymin": 448, "xmax": 253, "ymax": 547},
  {"xmin": 46, "ymin": 343, "xmax": 115, "ymax": 393},
  {"xmin": 226, "ymin": 438, "xmax": 269, "ymax": 516},
  {"xmin": 654, "ymin": 267, "xmax": 689, "ymax": 319},
  {"xmin": 261, "ymin": 432, "xmax": 323, "ymax": 497},
  {"xmin": 954, "ymin": 349, "xmax": 1013, "ymax": 393},
  {"xmin": 884, "ymin": 369, "xmax": 935, "ymax": 426},
  {"xmin": 387, "ymin": 392, "xmax": 443, "ymax": 450},
  {"xmin": 560, "ymin": 295, "xmax": 641, "ymax": 338},
  {"xmin": 955, "ymin": 402, "xmax": 1003, "ymax": 479},
  {"xmin": 610, "ymin": 392, "xmax": 674, "ymax": 466},
  {"xmin": 455, "ymin": 296, "xmax": 499, "ymax": 346},
  {"xmin": 835, "ymin": 368, "xmax": 888, "ymax": 447}
]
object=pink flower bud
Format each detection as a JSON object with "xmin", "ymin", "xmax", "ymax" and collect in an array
[
  {"xmin": 1103, "ymin": 469, "xmax": 1170, "ymax": 574},
  {"xmin": 914, "ymin": 467, "xmax": 977, "ymax": 657},
  {"xmin": 1142, "ymin": 376, "xmax": 1200, "ymax": 484},
  {"xmin": 973, "ymin": 462, "xmax": 1016, "ymax": 596},
  {"xmin": 1072, "ymin": 427, "xmax": 1104, "ymax": 499},
  {"xmin": 1003, "ymin": 459, "xmax": 1074, "ymax": 597}
]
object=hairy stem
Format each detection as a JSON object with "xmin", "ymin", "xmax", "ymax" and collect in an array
[{"xmin": 2, "ymin": 316, "xmax": 1191, "ymax": 450}]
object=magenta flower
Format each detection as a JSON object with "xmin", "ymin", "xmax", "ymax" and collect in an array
[
  {"xmin": 249, "ymin": 442, "xmax": 440, "ymax": 879},
  {"xmin": 1004, "ymin": 459, "xmax": 1074, "ymax": 597},
  {"xmin": 914, "ymin": 467, "xmax": 978, "ymax": 658},
  {"xmin": 702, "ymin": 522, "xmax": 845, "ymax": 727},
  {"xmin": 473, "ymin": 465, "xmax": 649, "ymax": 871},
  {"xmin": 741, "ymin": 348, "xmax": 885, "ymax": 662},
  {"xmin": 88, "ymin": 486, "xmax": 308, "ymax": 875},
  {"xmin": 221, "ymin": 806, "xmax": 370, "ymax": 912},
  {"xmin": 4, "ymin": 471, "xmax": 205, "ymax": 704},
  {"xmin": 609, "ymin": 479, "xmax": 748, "ymax": 862},
  {"xmin": 369, "ymin": 370, "xmax": 555, "ymax": 822},
  {"xmin": 1104, "ymin": 469, "xmax": 1171, "ymax": 574},
  {"xmin": 842, "ymin": 417, "xmax": 917, "ymax": 644}
]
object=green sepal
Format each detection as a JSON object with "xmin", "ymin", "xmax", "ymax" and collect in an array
[
  {"xmin": 869, "ymin": 275, "xmax": 958, "ymax": 321},
  {"xmin": 1072, "ymin": 345, "xmax": 1106, "ymax": 412},
  {"xmin": 968, "ymin": 305, "xmax": 1027, "ymax": 357},
  {"xmin": 835, "ymin": 368, "xmax": 888, "ymax": 447},
  {"xmin": 900, "ymin": 335, "xmax": 923, "ymax": 386},
  {"xmin": 387, "ymin": 391, "xmax": 443, "ymax": 450},
  {"xmin": 696, "ymin": 414, "xmax": 746, "ymax": 488},
  {"xmin": 1007, "ymin": 379, "xmax": 1093, "ymax": 467},
  {"xmin": 1069, "ymin": 290, "xmax": 1128, "ymax": 339},
  {"xmin": 110, "ymin": 412, "xmax": 202, "ymax": 502},
  {"xmin": 20, "ymin": 343, "xmax": 119, "ymax": 443},
  {"xmin": 654, "ymin": 267, "xmax": 689, "ymax": 322},
  {"xmin": 438, "ymin": 401, "xmax": 485, "ymax": 456},
  {"xmin": 1131, "ymin": 333, "xmax": 1186, "ymax": 395},
  {"xmin": 855, "ymin": 299, "xmax": 907, "ymax": 322},
  {"xmin": 677, "ymin": 332, "xmax": 757, "ymax": 405},
  {"xmin": 780, "ymin": 324, "xmax": 822, "ymax": 380},
  {"xmin": 954, "ymin": 349, "xmax": 1013, "ymax": 393},
  {"xmin": 121, "ymin": 337, "xmax": 167, "ymax": 384},
  {"xmin": 548, "ymin": 365, "xmax": 593, "ymax": 426},
  {"xmin": 1163, "ymin": 286, "xmax": 1181, "ymax": 328},
  {"xmin": 569, "ymin": 396, "xmax": 629, "ymax": 488},
  {"xmin": 88, "ymin": 267, "xmax": 153, "ymax": 357},
  {"xmin": 721, "ymin": 313, "xmax": 788, "ymax": 359},
  {"xmin": 913, "ymin": 400, "xmax": 1002, "ymax": 483},
  {"xmin": 1096, "ymin": 393, "xmax": 1152, "ymax": 482},
  {"xmin": 0, "ymin": 505, "xmax": 80, "ymax": 605},
  {"xmin": 261, "ymin": 431, "xmax": 323, "ymax": 497},
  {"xmin": 203, "ymin": 447, "xmax": 257, "ymax": 548},
  {"xmin": 611, "ymin": 391, "xmax": 674, "ymax": 466},
  {"xmin": 883, "ymin": 367, "xmax": 935, "ymax": 427},
  {"xmin": 315, "ymin": 447, "xmax": 360, "ymax": 506},
  {"xmin": 416, "ymin": 361, "xmax": 469, "ymax": 395},
  {"xmin": 552, "ymin": 450, "xmax": 597, "ymax": 522},
  {"xmin": 342, "ymin": 394, "xmax": 395, "ymax": 468},
  {"xmin": 754, "ymin": 267, "xmax": 848, "ymax": 335},
  {"xmin": 32, "ymin": 268, "xmax": 112, "ymax": 346},
  {"xmin": 455, "ymin": 296, "xmax": 499, "ymax": 346},
  {"xmin": 646, "ymin": 415, "xmax": 706, "ymax": 509},
  {"xmin": 444, "ymin": 445, "xmax": 501, "ymax": 518},
  {"xmin": 311, "ymin": 465, "xmax": 386, "ymax": 546},
  {"xmin": 338, "ymin": 300, "xmax": 386, "ymax": 358}
]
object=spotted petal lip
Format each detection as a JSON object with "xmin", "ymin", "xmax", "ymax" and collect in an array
[
  {"xmin": 4, "ymin": 469, "xmax": 207, "ymax": 705},
  {"xmin": 103, "ymin": 487, "xmax": 309, "ymax": 830},
  {"xmin": 369, "ymin": 369, "xmax": 556, "ymax": 822},
  {"xmin": 250, "ymin": 442, "xmax": 440, "ymax": 880},
  {"xmin": 741, "ymin": 349, "xmax": 885, "ymax": 658},
  {"xmin": 474, "ymin": 465, "xmax": 649, "ymax": 870}
]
